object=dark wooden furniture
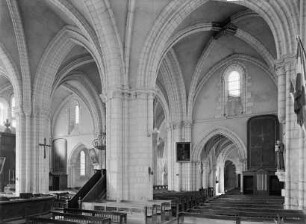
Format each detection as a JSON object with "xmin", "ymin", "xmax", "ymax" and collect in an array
[
  {"xmin": 49, "ymin": 173, "xmax": 68, "ymax": 191},
  {"xmin": 0, "ymin": 132, "xmax": 15, "ymax": 192},
  {"xmin": 243, "ymin": 115, "xmax": 281, "ymax": 195},
  {"xmin": 247, "ymin": 115, "xmax": 279, "ymax": 170},
  {"xmin": 63, "ymin": 208, "xmax": 127, "ymax": 224},
  {"xmin": 0, "ymin": 196, "xmax": 55, "ymax": 222},
  {"xmin": 52, "ymin": 211, "xmax": 111, "ymax": 224}
]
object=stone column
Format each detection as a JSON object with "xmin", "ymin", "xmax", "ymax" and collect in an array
[
  {"xmin": 283, "ymin": 59, "xmax": 295, "ymax": 209},
  {"xmin": 219, "ymin": 164, "xmax": 224, "ymax": 194},
  {"xmin": 276, "ymin": 65, "xmax": 286, "ymax": 139},
  {"xmin": 127, "ymin": 90, "xmax": 155, "ymax": 200},
  {"xmin": 166, "ymin": 124, "xmax": 174, "ymax": 190},
  {"xmin": 15, "ymin": 107, "xmax": 26, "ymax": 194},
  {"xmin": 202, "ymin": 161, "xmax": 209, "ymax": 189},
  {"xmin": 105, "ymin": 89, "xmax": 124, "ymax": 201},
  {"xmin": 25, "ymin": 113, "xmax": 32, "ymax": 192},
  {"xmin": 169, "ymin": 122, "xmax": 182, "ymax": 191},
  {"xmin": 182, "ymin": 121, "xmax": 192, "ymax": 191}
]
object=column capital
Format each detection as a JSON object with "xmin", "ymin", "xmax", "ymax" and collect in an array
[
  {"xmin": 275, "ymin": 54, "xmax": 295, "ymax": 67},
  {"xmin": 182, "ymin": 120, "xmax": 193, "ymax": 128},
  {"xmin": 103, "ymin": 88, "xmax": 156, "ymax": 101}
]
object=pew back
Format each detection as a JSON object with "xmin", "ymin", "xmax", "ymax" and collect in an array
[
  {"xmin": 52, "ymin": 211, "xmax": 111, "ymax": 224},
  {"xmin": 63, "ymin": 208, "xmax": 127, "ymax": 224}
]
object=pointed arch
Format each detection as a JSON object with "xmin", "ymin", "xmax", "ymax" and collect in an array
[
  {"xmin": 0, "ymin": 42, "xmax": 22, "ymax": 111},
  {"xmin": 192, "ymin": 126, "xmax": 246, "ymax": 162},
  {"xmin": 137, "ymin": 0, "xmax": 296, "ymax": 90},
  {"xmin": 33, "ymin": 26, "xmax": 105, "ymax": 114},
  {"xmin": 188, "ymin": 54, "xmax": 275, "ymax": 119}
]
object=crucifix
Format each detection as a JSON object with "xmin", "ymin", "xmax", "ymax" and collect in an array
[{"xmin": 39, "ymin": 138, "xmax": 51, "ymax": 159}]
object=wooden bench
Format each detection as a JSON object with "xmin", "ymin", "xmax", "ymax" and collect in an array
[
  {"xmin": 62, "ymin": 208, "xmax": 127, "ymax": 224},
  {"xmin": 85, "ymin": 201, "xmax": 157, "ymax": 224},
  {"xmin": 52, "ymin": 211, "xmax": 111, "ymax": 224},
  {"xmin": 0, "ymin": 196, "xmax": 55, "ymax": 222},
  {"xmin": 27, "ymin": 217, "xmax": 79, "ymax": 224}
]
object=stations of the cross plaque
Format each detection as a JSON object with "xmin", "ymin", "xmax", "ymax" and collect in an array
[{"xmin": 39, "ymin": 138, "xmax": 51, "ymax": 159}]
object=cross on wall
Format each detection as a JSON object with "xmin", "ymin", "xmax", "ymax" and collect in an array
[{"xmin": 39, "ymin": 138, "xmax": 51, "ymax": 159}]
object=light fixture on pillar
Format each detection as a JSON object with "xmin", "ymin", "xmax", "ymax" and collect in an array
[{"xmin": 92, "ymin": 132, "xmax": 106, "ymax": 150}]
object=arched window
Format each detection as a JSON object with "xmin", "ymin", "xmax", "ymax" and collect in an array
[
  {"xmin": 223, "ymin": 64, "xmax": 245, "ymax": 117},
  {"xmin": 228, "ymin": 71, "xmax": 241, "ymax": 97},
  {"xmin": 11, "ymin": 95, "xmax": 16, "ymax": 127},
  {"xmin": 75, "ymin": 104, "xmax": 80, "ymax": 125},
  {"xmin": 80, "ymin": 151, "xmax": 85, "ymax": 176}
]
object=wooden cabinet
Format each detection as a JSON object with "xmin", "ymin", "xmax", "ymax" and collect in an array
[{"xmin": 0, "ymin": 132, "xmax": 16, "ymax": 192}]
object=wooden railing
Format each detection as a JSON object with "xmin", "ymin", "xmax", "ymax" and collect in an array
[
  {"xmin": 52, "ymin": 211, "xmax": 111, "ymax": 224},
  {"xmin": 83, "ymin": 170, "xmax": 106, "ymax": 202},
  {"xmin": 63, "ymin": 208, "xmax": 127, "ymax": 224},
  {"xmin": 27, "ymin": 217, "xmax": 79, "ymax": 224},
  {"xmin": 68, "ymin": 170, "xmax": 103, "ymax": 208}
]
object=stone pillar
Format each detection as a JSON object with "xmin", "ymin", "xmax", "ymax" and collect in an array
[
  {"xmin": 283, "ymin": 58, "xmax": 295, "ymax": 209},
  {"xmin": 128, "ymin": 90, "xmax": 155, "ymax": 200},
  {"xmin": 219, "ymin": 164, "xmax": 224, "ymax": 194},
  {"xmin": 183, "ymin": 121, "xmax": 192, "ymax": 191},
  {"xmin": 276, "ymin": 65, "xmax": 286, "ymax": 139},
  {"xmin": 239, "ymin": 159, "xmax": 247, "ymax": 193},
  {"xmin": 166, "ymin": 124, "xmax": 174, "ymax": 190},
  {"xmin": 202, "ymin": 161, "xmax": 209, "ymax": 189},
  {"xmin": 25, "ymin": 113, "xmax": 32, "ymax": 192},
  {"xmin": 105, "ymin": 90, "xmax": 124, "ymax": 201},
  {"xmin": 15, "ymin": 108, "xmax": 26, "ymax": 194},
  {"xmin": 195, "ymin": 162, "xmax": 202, "ymax": 190},
  {"xmin": 169, "ymin": 122, "xmax": 182, "ymax": 191},
  {"xmin": 152, "ymin": 131, "xmax": 158, "ymax": 185}
]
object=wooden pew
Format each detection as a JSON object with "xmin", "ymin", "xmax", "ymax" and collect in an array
[
  {"xmin": 153, "ymin": 190, "xmax": 207, "ymax": 217},
  {"xmin": 0, "ymin": 196, "xmax": 55, "ymax": 223},
  {"xmin": 91, "ymin": 202, "xmax": 157, "ymax": 224},
  {"xmin": 62, "ymin": 208, "xmax": 127, "ymax": 224},
  {"xmin": 27, "ymin": 217, "xmax": 79, "ymax": 224},
  {"xmin": 52, "ymin": 211, "xmax": 111, "ymax": 224}
]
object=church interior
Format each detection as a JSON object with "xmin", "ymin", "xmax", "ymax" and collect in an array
[{"xmin": 0, "ymin": 0, "xmax": 306, "ymax": 223}]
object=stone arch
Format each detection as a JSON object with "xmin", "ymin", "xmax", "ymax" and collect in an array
[
  {"xmin": 7, "ymin": 0, "xmax": 32, "ymax": 114},
  {"xmin": 192, "ymin": 126, "xmax": 246, "ymax": 162},
  {"xmin": 0, "ymin": 43, "xmax": 22, "ymax": 111},
  {"xmin": 33, "ymin": 26, "xmax": 105, "ymax": 114},
  {"xmin": 137, "ymin": 0, "xmax": 295, "ymax": 90},
  {"xmin": 188, "ymin": 54, "xmax": 275, "ymax": 119},
  {"xmin": 166, "ymin": 24, "xmax": 274, "ymax": 69},
  {"xmin": 82, "ymin": 0, "xmax": 125, "ymax": 88},
  {"xmin": 46, "ymin": 0, "xmax": 107, "ymax": 83},
  {"xmin": 60, "ymin": 75, "xmax": 104, "ymax": 135},
  {"xmin": 155, "ymin": 86, "xmax": 170, "ymax": 125},
  {"xmin": 68, "ymin": 143, "xmax": 93, "ymax": 188}
]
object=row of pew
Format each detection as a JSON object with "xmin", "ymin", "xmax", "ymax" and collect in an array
[
  {"xmin": 42, "ymin": 188, "xmax": 214, "ymax": 224},
  {"xmin": 27, "ymin": 208, "xmax": 127, "ymax": 224},
  {"xmin": 153, "ymin": 188, "xmax": 214, "ymax": 218}
]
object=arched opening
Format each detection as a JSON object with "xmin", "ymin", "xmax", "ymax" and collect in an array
[
  {"xmin": 152, "ymin": 97, "xmax": 168, "ymax": 187},
  {"xmin": 199, "ymin": 132, "xmax": 245, "ymax": 196},
  {"xmin": 67, "ymin": 144, "xmax": 94, "ymax": 189},
  {"xmin": 0, "ymin": 76, "xmax": 16, "ymax": 193},
  {"xmin": 224, "ymin": 160, "xmax": 237, "ymax": 192}
]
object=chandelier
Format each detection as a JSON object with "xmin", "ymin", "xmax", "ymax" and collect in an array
[{"xmin": 92, "ymin": 132, "xmax": 106, "ymax": 150}]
